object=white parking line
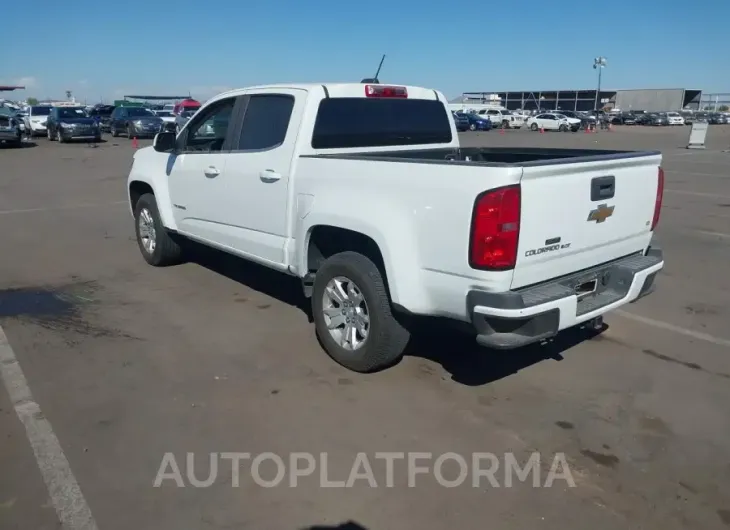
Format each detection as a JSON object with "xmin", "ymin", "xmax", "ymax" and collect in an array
[
  {"xmin": 0, "ymin": 325, "xmax": 99, "ymax": 530},
  {"xmin": 665, "ymin": 189, "xmax": 730, "ymax": 199},
  {"xmin": 0, "ymin": 201, "xmax": 127, "ymax": 216},
  {"xmin": 664, "ymin": 170, "xmax": 730, "ymax": 179},
  {"xmin": 615, "ymin": 310, "xmax": 730, "ymax": 348},
  {"xmin": 692, "ymin": 229, "xmax": 730, "ymax": 240}
]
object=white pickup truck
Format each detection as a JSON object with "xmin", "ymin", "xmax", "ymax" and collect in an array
[{"xmin": 127, "ymin": 82, "xmax": 665, "ymax": 373}]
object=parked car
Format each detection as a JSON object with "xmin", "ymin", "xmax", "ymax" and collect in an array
[
  {"xmin": 110, "ymin": 106, "xmax": 164, "ymax": 138},
  {"xmin": 460, "ymin": 112, "xmax": 492, "ymax": 131},
  {"xmin": 708, "ymin": 113, "xmax": 728, "ymax": 125},
  {"xmin": 127, "ymin": 82, "xmax": 665, "ymax": 373},
  {"xmin": 452, "ymin": 111, "xmax": 469, "ymax": 132},
  {"xmin": 22, "ymin": 105, "xmax": 53, "ymax": 137},
  {"xmin": 46, "ymin": 106, "xmax": 101, "ymax": 142},
  {"xmin": 665, "ymin": 112, "xmax": 685, "ymax": 126},
  {"xmin": 474, "ymin": 108, "xmax": 525, "ymax": 129},
  {"xmin": 87, "ymin": 104, "xmax": 116, "ymax": 132},
  {"xmin": 611, "ymin": 113, "xmax": 637, "ymax": 125},
  {"xmin": 644, "ymin": 113, "xmax": 668, "ymax": 126},
  {"xmin": 554, "ymin": 113, "xmax": 581, "ymax": 131},
  {"xmin": 0, "ymin": 106, "xmax": 23, "ymax": 146},
  {"xmin": 526, "ymin": 113, "xmax": 571, "ymax": 131},
  {"xmin": 174, "ymin": 109, "xmax": 198, "ymax": 133},
  {"xmin": 153, "ymin": 110, "xmax": 177, "ymax": 125}
]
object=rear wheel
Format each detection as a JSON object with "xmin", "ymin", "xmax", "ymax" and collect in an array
[
  {"xmin": 530, "ymin": 123, "xmax": 538, "ymax": 131},
  {"xmin": 111, "ymin": 124, "xmax": 119, "ymax": 137},
  {"xmin": 312, "ymin": 252, "xmax": 410, "ymax": 373},
  {"xmin": 502, "ymin": 120, "xmax": 510, "ymax": 129}
]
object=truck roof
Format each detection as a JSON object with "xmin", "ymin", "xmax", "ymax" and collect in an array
[{"xmin": 215, "ymin": 83, "xmax": 443, "ymax": 101}]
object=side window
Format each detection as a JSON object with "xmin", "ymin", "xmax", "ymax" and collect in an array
[
  {"xmin": 183, "ymin": 97, "xmax": 236, "ymax": 153},
  {"xmin": 237, "ymin": 94, "xmax": 294, "ymax": 151},
  {"xmin": 487, "ymin": 110, "xmax": 498, "ymax": 115}
]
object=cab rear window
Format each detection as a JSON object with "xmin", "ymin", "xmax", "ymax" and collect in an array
[{"xmin": 311, "ymin": 98, "xmax": 452, "ymax": 149}]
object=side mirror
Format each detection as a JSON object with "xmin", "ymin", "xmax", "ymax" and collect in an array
[{"xmin": 153, "ymin": 132, "xmax": 176, "ymax": 153}]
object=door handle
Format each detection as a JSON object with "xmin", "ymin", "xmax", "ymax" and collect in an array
[
  {"xmin": 259, "ymin": 169, "xmax": 281, "ymax": 182},
  {"xmin": 204, "ymin": 166, "xmax": 220, "ymax": 178}
]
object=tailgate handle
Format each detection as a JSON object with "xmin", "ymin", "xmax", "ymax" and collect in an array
[{"xmin": 591, "ymin": 176, "xmax": 615, "ymax": 201}]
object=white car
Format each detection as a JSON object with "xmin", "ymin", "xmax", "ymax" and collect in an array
[
  {"xmin": 475, "ymin": 108, "xmax": 525, "ymax": 129},
  {"xmin": 153, "ymin": 110, "xmax": 176, "ymax": 124},
  {"xmin": 23, "ymin": 105, "xmax": 52, "ymax": 137},
  {"xmin": 666, "ymin": 112, "xmax": 685, "ymax": 126},
  {"xmin": 127, "ymin": 82, "xmax": 665, "ymax": 373},
  {"xmin": 526, "ymin": 113, "xmax": 572, "ymax": 131},
  {"xmin": 555, "ymin": 113, "xmax": 582, "ymax": 129}
]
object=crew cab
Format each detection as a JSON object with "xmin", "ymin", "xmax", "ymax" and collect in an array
[{"xmin": 127, "ymin": 83, "xmax": 665, "ymax": 373}]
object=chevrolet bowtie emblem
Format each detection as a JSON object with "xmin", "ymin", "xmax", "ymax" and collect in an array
[{"xmin": 587, "ymin": 204, "xmax": 615, "ymax": 223}]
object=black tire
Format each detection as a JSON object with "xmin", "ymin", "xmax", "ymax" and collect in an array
[
  {"xmin": 559, "ymin": 124, "xmax": 567, "ymax": 132},
  {"xmin": 57, "ymin": 128, "xmax": 65, "ymax": 143},
  {"xmin": 111, "ymin": 125, "xmax": 119, "ymax": 137},
  {"xmin": 47, "ymin": 128, "xmax": 55, "ymax": 141},
  {"xmin": 312, "ymin": 252, "xmax": 410, "ymax": 373},
  {"xmin": 133, "ymin": 193, "xmax": 183, "ymax": 267},
  {"xmin": 530, "ymin": 122, "xmax": 538, "ymax": 131},
  {"xmin": 502, "ymin": 120, "xmax": 510, "ymax": 129},
  {"xmin": 127, "ymin": 124, "xmax": 134, "ymax": 138}
]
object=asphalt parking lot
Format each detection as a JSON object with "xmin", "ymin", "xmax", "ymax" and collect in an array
[{"xmin": 1, "ymin": 125, "xmax": 730, "ymax": 530}]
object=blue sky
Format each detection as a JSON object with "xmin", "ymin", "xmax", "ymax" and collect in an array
[{"xmin": 1, "ymin": 0, "xmax": 728, "ymax": 103}]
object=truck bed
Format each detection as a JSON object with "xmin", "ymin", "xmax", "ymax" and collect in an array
[{"xmin": 304, "ymin": 147, "xmax": 660, "ymax": 166}]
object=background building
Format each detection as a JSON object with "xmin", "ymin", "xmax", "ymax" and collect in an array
[{"xmin": 450, "ymin": 88, "xmax": 703, "ymax": 112}]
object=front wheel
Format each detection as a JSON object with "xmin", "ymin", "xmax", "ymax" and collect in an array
[
  {"xmin": 469, "ymin": 123, "xmax": 476, "ymax": 131},
  {"xmin": 56, "ymin": 128, "xmax": 65, "ymax": 143},
  {"xmin": 47, "ymin": 128, "xmax": 55, "ymax": 141},
  {"xmin": 559, "ymin": 124, "xmax": 568, "ymax": 132},
  {"xmin": 312, "ymin": 252, "xmax": 410, "ymax": 373},
  {"xmin": 502, "ymin": 120, "xmax": 510, "ymax": 129},
  {"xmin": 133, "ymin": 193, "xmax": 183, "ymax": 267},
  {"xmin": 530, "ymin": 123, "xmax": 538, "ymax": 131}
]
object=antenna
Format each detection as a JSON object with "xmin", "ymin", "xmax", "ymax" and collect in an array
[{"xmin": 361, "ymin": 54, "xmax": 386, "ymax": 84}]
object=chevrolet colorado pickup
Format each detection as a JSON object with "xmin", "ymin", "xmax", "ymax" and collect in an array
[{"xmin": 127, "ymin": 82, "xmax": 665, "ymax": 373}]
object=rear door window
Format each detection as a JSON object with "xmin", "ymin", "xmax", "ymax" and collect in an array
[{"xmin": 311, "ymin": 98, "xmax": 452, "ymax": 149}]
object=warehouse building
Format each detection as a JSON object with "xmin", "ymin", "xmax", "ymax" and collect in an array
[{"xmin": 450, "ymin": 88, "xmax": 703, "ymax": 112}]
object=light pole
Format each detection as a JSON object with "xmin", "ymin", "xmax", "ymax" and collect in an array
[{"xmin": 593, "ymin": 57, "xmax": 607, "ymax": 111}]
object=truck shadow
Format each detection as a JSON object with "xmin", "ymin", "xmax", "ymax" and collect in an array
[
  {"xmin": 300, "ymin": 523, "xmax": 368, "ymax": 530},
  {"xmin": 401, "ymin": 316, "xmax": 606, "ymax": 386},
  {"xmin": 187, "ymin": 244, "xmax": 606, "ymax": 387}
]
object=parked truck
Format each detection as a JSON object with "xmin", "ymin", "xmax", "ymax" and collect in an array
[{"xmin": 126, "ymin": 82, "xmax": 665, "ymax": 373}]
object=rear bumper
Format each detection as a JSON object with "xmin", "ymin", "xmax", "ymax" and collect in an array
[{"xmin": 468, "ymin": 248, "xmax": 663, "ymax": 349}]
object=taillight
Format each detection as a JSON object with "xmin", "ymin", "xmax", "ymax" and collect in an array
[
  {"xmin": 469, "ymin": 185, "xmax": 521, "ymax": 270},
  {"xmin": 364, "ymin": 85, "xmax": 408, "ymax": 98},
  {"xmin": 651, "ymin": 167, "xmax": 664, "ymax": 231}
]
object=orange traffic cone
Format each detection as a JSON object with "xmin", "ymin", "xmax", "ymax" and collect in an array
[
  {"xmin": 132, "ymin": 137, "xmax": 139, "ymax": 149},
  {"xmin": 585, "ymin": 126, "xmax": 591, "ymax": 134},
  {"xmin": 539, "ymin": 127, "xmax": 545, "ymax": 134},
  {"xmin": 499, "ymin": 128, "xmax": 505, "ymax": 135}
]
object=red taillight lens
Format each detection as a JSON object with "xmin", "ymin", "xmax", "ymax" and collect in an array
[
  {"xmin": 364, "ymin": 85, "xmax": 408, "ymax": 98},
  {"xmin": 469, "ymin": 185, "xmax": 521, "ymax": 270},
  {"xmin": 651, "ymin": 167, "xmax": 664, "ymax": 231}
]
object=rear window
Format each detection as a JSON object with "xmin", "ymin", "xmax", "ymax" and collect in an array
[{"xmin": 311, "ymin": 98, "xmax": 452, "ymax": 149}]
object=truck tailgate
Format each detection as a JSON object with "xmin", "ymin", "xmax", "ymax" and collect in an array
[{"xmin": 511, "ymin": 154, "xmax": 662, "ymax": 289}]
